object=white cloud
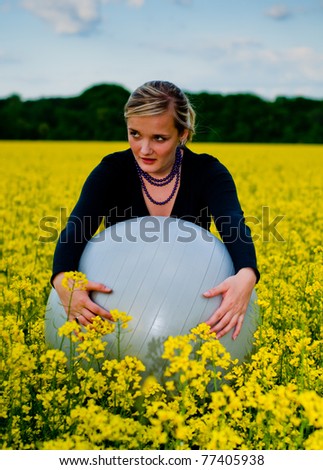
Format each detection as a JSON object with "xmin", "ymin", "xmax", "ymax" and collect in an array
[
  {"xmin": 283, "ymin": 46, "xmax": 323, "ymax": 82},
  {"xmin": 21, "ymin": 0, "xmax": 101, "ymax": 34},
  {"xmin": 0, "ymin": 48, "xmax": 19, "ymax": 64},
  {"xmin": 102, "ymin": 0, "xmax": 145, "ymax": 5},
  {"xmin": 265, "ymin": 4, "xmax": 292, "ymax": 20},
  {"xmin": 21, "ymin": 0, "xmax": 146, "ymax": 34},
  {"xmin": 173, "ymin": 0, "xmax": 192, "ymax": 5},
  {"xmin": 222, "ymin": 41, "xmax": 323, "ymax": 78},
  {"xmin": 158, "ymin": 36, "xmax": 323, "ymax": 98},
  {"xmin": 126, "ymin": 0, "xmax": 144, "ymax": 6}
]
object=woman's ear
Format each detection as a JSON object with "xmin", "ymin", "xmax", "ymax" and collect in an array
[{"xmin": 179, "ymin": 129, "xmax": 189, "ymax": 145}]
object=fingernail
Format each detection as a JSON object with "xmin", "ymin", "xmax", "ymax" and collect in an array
[
  {"xmin": 105, "ymin": 286, "xmax": 112, "ymax": 292},
  {"xmin": 203, "ymin": 291, "xmax": 211, "ymax": 296}
]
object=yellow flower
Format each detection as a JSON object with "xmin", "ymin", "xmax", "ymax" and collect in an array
[
  {"xmin": 58, "ymin": 319, "xmax": 81, "ymax": 337},
  {"xmin": 109, "ymin": 309, "xmax": 132, "ymax": 328},
  {"xmin": 2, "ymin": 141, "xmax": 323, "ymax": 450},
  {"xmin": 61, "ymin": 271, "xmax": 88, "ymax": 292},
  {"xmin": 304, "ymin": 430, "xmax": 323, "ymax": 450}
]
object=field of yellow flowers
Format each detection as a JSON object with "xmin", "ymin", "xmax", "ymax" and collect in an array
[{"xmin": 1, "ymin": 141, "xmax": 322, "ymax": 450}]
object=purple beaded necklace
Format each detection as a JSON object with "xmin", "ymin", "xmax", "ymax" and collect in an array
[{"xmin": 135, "ymin": 147, "xmax": 183, "ymax": 206}]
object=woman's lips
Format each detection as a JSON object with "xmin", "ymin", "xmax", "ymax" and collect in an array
[{"xmin": 141, "ymin": 158, "xmax": 156, "ymax": 165}]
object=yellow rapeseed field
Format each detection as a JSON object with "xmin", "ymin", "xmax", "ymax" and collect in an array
[{"xmin": 0, "ymin": 141, "xmax": 322, "ymax": 450}]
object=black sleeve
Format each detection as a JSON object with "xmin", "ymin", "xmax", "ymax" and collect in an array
[
  {"xmin": 204, "ymin": 158, "xmax": 260, "ymax": 282},
  {"xmin": 51, "ymin": 158, "xmax": 116, "ymax": 284}
]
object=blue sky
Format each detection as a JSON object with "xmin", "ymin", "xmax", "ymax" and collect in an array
[{"xmin": 1, "ymin": 0, "xmax": 323, "ymax": 100}]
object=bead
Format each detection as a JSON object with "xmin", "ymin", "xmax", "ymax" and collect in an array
[{"xmin": 135, "ymin": 147, "xmax": 183, "ymax": 205}]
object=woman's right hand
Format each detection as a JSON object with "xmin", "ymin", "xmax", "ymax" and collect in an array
[{"xmin": 53, "ymin": 272, "xmax": 113, "ymax": 326}]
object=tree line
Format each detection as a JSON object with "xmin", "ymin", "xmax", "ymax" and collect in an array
[{"xmin": 1, "ymin": 83, "xmax": 322, "ymax": 143}]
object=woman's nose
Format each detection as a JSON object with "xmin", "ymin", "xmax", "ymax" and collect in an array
[{"xmin": 141, "ymin": 140, "xmax": 153, "ymax": 155}]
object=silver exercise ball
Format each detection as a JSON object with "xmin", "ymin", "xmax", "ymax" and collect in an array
[{"xmin": 45, "ymin": 217, "xmax": 259, "ymax": 374}]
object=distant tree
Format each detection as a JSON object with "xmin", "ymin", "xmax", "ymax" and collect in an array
[{"xmin": 0, "ymin": 84, "xmax": 322, "ymax": 143}]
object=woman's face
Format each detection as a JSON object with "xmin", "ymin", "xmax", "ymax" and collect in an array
[{"xmin": 127, "ymin": 108, "xmax": 188, "ymax": 177}]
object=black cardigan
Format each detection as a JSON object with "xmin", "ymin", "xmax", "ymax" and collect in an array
[{"xmin": 52, "ymin": 146, "xmax": 260, "ymax": 283}]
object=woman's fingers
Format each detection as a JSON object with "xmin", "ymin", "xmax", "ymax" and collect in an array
[
  {"xmin": 232, "ymin": 313, "xmax": 245, "ymax": 340},
  {"xmin": 203, "ymin": 280, "xmax": 236, "ymax": 337},
  {"xmin": 203, "ymin": 280, "xmax": 228, "ymax": 298},
  {"xmin": 206, "ymin": 304, "xmax": 236, "ymax": 338},
  {"xmin": 206, "ymin": 295, "xmax": 247, "ymax": 339},
  {"xmin": 73, "ymin": 304, "xmax": 110, "ymax": 326},
  {"xmin": 83, "ymin": 296, "xmax": 113, "ymax": 321},
  {"xmin": 74, "ymin": 309, "xmax": 95, "ymax": 326},
  {"xmin": 208, "ymin": 310, "xmax": 245, "ymax": 339},
  {"xmin": 203, "ymin": 272, "xmax": 254, "ymax": 339},
  {"xmin": 65, "ymin": 286, "xmax": 113, "ymax": 323},
  {"xmin": 86, "ymin": 280, "xmax": 112, "ymax": 294},
  {"xmin": 69, "ymin": 297, "xmax": 113, "ymax": 322}
]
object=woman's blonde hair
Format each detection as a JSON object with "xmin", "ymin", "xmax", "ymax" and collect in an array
[{"xmin": 124, "ymin": 81, "xmax": 196, "ymax": 143}]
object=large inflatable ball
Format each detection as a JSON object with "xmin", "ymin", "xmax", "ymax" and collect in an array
[{"xmin": 45, "ymin": 217, "xmax": 259, "ymax": 374}]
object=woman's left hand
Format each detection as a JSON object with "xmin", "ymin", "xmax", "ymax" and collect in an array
[{"xmin": 203, "ymin": 268, "xmax": 257, "ymax": 340}]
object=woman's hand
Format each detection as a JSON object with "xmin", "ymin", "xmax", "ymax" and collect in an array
[
  {"xmin": 53, "ymin": 272, "xmax": 113, "ymax": 326},
  {"xmin": 203, "ymin": 268, "xmax": 257, "ymax": 340}
]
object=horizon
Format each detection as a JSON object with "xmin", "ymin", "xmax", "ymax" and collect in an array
[{"xmin": 2, "ymin": 80, "xmax": 322, "ymax": 103}]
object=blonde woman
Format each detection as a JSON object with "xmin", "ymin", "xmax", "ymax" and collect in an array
[{"xmin": 52, "ymin": 80, "xmax": 259, "ymax": 340}]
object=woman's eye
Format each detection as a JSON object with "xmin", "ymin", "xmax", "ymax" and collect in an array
[
  {"xmin": 129, "ymin": 131, "xmax": 140, "ymax": 138},
  {"xmin": 155, "ymin": 136, "xmax": 165, "ymax": 142}
]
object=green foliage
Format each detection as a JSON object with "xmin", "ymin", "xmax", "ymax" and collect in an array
[{"xmin": 1, "ymin": 84, "xmax": 322, "ymax": 142}]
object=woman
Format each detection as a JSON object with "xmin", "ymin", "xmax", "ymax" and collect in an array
[{"xmin": 52, "ymin": 80, "xmax": 259, "ymax": 340}]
